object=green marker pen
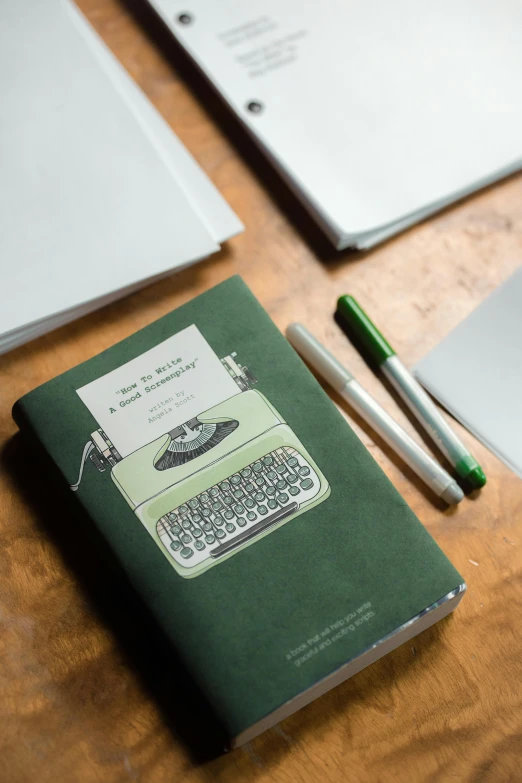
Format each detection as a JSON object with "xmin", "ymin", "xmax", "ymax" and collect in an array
[{"xmin": 337, "ymin": 295, "xmax": 487, "ymax": 490}]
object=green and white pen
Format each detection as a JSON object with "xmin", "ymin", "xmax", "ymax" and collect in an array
[
  {"xmin": 286, "ymin": 323, "xmax": 463, "ymax": 505},
  {"xmin": 337, "ymin": 295, "xmax": 486, "ymax": 490}
]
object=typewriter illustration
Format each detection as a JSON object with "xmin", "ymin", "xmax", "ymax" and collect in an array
[{"xmin": 72, "ymin": 354, "xmax": 330, "ymax": 578}]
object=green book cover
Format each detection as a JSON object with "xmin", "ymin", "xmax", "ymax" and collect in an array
[{"xmin": 12, "ymin": 276, "xmax": 465, "ymax": 746}]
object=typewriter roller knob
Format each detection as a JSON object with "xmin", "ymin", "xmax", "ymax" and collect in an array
[{"xmin": 89, "ymin": 451, "xmax": 107, "ymax": 473}]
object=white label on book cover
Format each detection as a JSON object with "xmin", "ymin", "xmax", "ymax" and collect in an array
[{"xmin": 76, "ymin": 325, "xmax": 240, "ymax": 457}]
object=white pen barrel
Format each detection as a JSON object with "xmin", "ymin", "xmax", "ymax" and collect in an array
[
  {"xmin": 343, "ymin": 379, "xmax": 460, "ymax": 500},
  {"xmin": 286, "ymin": 323, "xmax": 353, "ymax": 392},
  {"xmin": 382, "ymin": 356, "xmax": 469, "ymax": 464}
]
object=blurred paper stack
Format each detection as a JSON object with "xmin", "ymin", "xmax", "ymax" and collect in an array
[{"xmin": 0, "ymin": 0, "xmax": 243, "ymax": 355}]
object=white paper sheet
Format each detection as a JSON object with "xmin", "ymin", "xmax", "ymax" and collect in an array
[
  {"xmin": 69, "ymin": 0, "xmax": 242, "ymax": 245},
  {"xmin": 414, "ymin": 268, "xmax": 522, "ymax": 478},
  {"xmin": 148, "ymin": 0, "xmax": 522, "ymax": 247},
  {"xmin": 0, "ymin": 0, "xmax": 242, "ymax": 353}
]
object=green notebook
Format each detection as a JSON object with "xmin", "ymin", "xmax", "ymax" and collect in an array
[{"xmin": 12, "ymin": 276, "xmax": 465, "ymax": 747}]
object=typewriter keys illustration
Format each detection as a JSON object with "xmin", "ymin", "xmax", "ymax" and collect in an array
[{"xmin": 72, "ymin": 353, "xmax": 330, "ymax": 578}]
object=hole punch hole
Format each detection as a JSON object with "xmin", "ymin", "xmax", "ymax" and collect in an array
[
  {"xmin": 246, "ymin": 101, "xmax": 264, "ymax": 114},
  {"xmin": 177, "ymin": 12, "xmax": 194, "ymax": 25}
]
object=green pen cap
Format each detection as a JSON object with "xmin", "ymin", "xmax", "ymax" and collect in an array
[
  {"xmin": 456, "ymin": 456, "xmax": 487, "ymax": 489},
  {"xmin": 337, "ymin": 295, "xmax": 395, "ymax": 366}
]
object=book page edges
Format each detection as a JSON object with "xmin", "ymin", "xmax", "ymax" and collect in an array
[{"xmin": 230, "ymin": 584, "xmax": 466, "ymax": 748}]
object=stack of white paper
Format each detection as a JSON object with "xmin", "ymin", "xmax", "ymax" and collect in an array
[
  {"xmin": 0, "ymin": 1, "xmax": 242, "ymax": 355},
  {"xmin": 147, "ymin": 0, "xmax": 522, "ymax": 249}
]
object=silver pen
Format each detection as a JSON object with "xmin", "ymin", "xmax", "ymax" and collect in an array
[
  {"xmin": 336, "ymin": 295, "xmax": 486, "ymax": 489},
  {"xmin": 286, "ymin": 323, "xmax": 463, "ymax": 505}
]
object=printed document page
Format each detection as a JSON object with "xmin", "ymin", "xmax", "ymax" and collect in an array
[{"xmin": 149, "ymin": 0, "xmax": 522, "ymax": 246}]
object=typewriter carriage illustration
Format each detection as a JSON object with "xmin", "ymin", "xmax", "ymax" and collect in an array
[{"xmin": 73, "ymin": 352, "xmax": 330, "ymax": 578}]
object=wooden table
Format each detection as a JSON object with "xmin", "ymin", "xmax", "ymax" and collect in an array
[{"xmin": 1, "ymin": 2, "xmax": 521, "ymax": 781}]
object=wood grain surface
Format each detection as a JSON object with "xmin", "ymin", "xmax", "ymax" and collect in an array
[{"xmin": 1, "ymin": 2, "xmax": 521, "ymax": 781}]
